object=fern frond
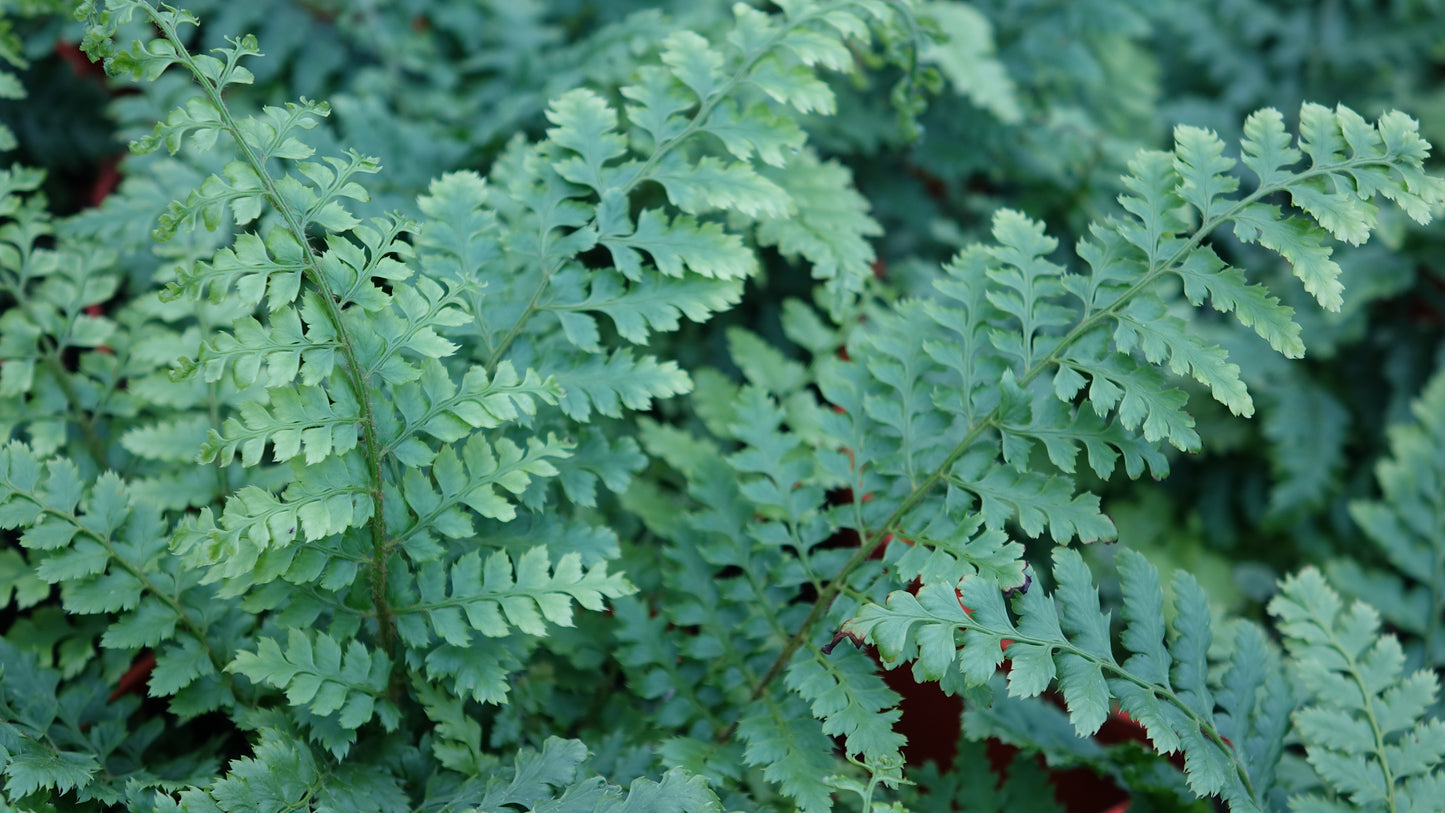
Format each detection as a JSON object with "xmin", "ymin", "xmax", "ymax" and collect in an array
[
  {"xmin": 1270, "ymin": 568, "xmax": 1445, "ymax": 812},
  {"xmin": 414, "ymin": 734, "xmax": 721, "ymax": 813},
  {"xmin": 473, "ymin": 0, "xmax": 897, "ymax": 391},
  {"xmin": 0, "ymin": 442, "xmax": 235, "ymax": 712},
  {"xmin": 0, "ymin": 639, "xmax": 102, "ymax": 800},
  {"xmin": 788, "ymin": 648, "xmax": 905, "ymax": 765},
  {"xmin": 850, "ymin": 548, "xmax": 1297, "ymax": 810},
  {"xmin": 0, "ymin": 168, "xmax": 130, "ymax": 465},
  {"xmin": 228, "ymin": 629, "xmax": 398, "ymax": 754},
  {"xmin": 554, "ymin": 270, "xmax": 743, "ymax": 349},
  {"xmin": 737, "ymin": 697, "xmax": 838, "ymax": 813},
  {"xmin": 807, "ymin": 103, "xmax": 1443, "ymax": 613},
  {"xmin": 548, "ymin": 349, "xmax": 691, "ymax": 422},
  {"xmin": 394, "ymin": 547, "xmax": 633, "ymax": 646},
  {"xmin": 1329, "ymin": 366, "xmax": 1445, "ymax": 671},
  {"xmin": 146, "ymin": 725, "xmax": 409, "ymax": 812}
]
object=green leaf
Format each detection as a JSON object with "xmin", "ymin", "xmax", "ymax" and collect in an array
[
  {"xmin": 651, "ymin": 154, "xmax": 791, "ymax": 219},
  {"xmin": 1270, "ymin": 568, "xmax": 1445, "ymax": 809},
  {"xmin": 547, "ymin": 89, "xmax": 628, "ymax": 193},
  {"xmin": 602, "ymin": 208, "xmax": 756, "ymax": 280},
  {"xmin": 550, "ymin": 350, "xmax": 691, "ymax": 421}
]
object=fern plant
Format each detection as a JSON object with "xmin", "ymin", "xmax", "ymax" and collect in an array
[
  {"xmin": 3, "ymin": 1, "xmax": 1445, "ymax": 812},
  {"xmin": 838, "ymin": 105, "xmax": 1445, "ymax": 810}
]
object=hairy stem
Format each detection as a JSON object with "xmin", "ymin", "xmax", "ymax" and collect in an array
[{"xmin": 144, "ymin": 7, "xmax": 400, "ymax": 658}]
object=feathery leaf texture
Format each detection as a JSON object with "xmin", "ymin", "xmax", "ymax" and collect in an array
[
  {"xmin": 1329, "ymin": 366, "xmax": 1445, "ymax": 673},
  {"xmin": 826, "ymin": 103, "xmax": 1442, "ymax": 579},
  {"xmin": 1270, "ymin": 569, "xmax": 1445, "ymax": 812},
  {"xmin": 850, "ymin": 548, "xmax": 1303, "ymax": 811},
  {"xmin": 2, "ymin": 0, "xmax": 917, "ymax": 808},
  {"xmin": 4, "ymin": 0, "xmax": 1445, "ymax": 811}
]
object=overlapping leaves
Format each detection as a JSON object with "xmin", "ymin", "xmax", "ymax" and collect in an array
[{"xmin": 850, "ymin": 549, "xmax": 1294, "ymax": 811}]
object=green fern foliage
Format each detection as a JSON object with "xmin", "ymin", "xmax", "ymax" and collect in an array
[
  {"xmin": 6, "ymin": 0, "xmax": 1445, "ymax": 811},
  {"xmin": 1270, "ymin": 569, "xmax": 1445, "ymax": 813},
  {"xmin": 1329, "ymin": 367, "xmax": 1445, "ymax": 672},
  {"xmin": 816, "ymin": 103, "xmax": 1441, "ymax": 607},
  {"xmin": 1, "ymin": 0, "xmax": 920, "ymax": 807},
  {"xmin": 850, "ymin": 548, "xmax": 1295, "ymax": 810},
  {"xmin": 903, "ymin": 737, "xmax": 1063, "ymax": 813}
]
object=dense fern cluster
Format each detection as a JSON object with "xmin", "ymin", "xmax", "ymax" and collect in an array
[{"xmin": 3, "ymin": 1, "xmax": 1445, "ymax": 812}]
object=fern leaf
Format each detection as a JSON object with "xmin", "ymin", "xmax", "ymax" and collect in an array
[
  {"xmin": 601, "ymin": 209, "xmax": 756, "ymax": 281},
  {"xmin": 546, "ymin": 88, "xmax": 630, "ymax": 194},
  {"xmin": 201, "ymin": 384, "xmax": 357, "ymax": 467},
  {"xmin": 1216, "ymin": 623, "xmax": 1295, "ymax": 811},
  {"xmin": 851, "ymin": 548, "xmax": 1272, "ymax": 809},
  {"xmin": 387, "ymin": 359, "xmax": 558, "ymax": 467},
  {"xmin": 415, "ymin": 171, "xmax": 503, "ymax": 286},
  {"xmin": 0, "ymin": 640, "xmax": 102, "ymax": 799},
  {"xmin": 998, "ymin": 391, "xmax": 1170, "ymax": 480},
  {"xmin": 554, "ymin": 429, "xmax": 647, "ymax": 508},
  {"xmin": 980, "ymin": 210, "xmax": 1073, "ymax": 370},
  {"xmin": 823, "ymin": 104, "xmax": 1445, "ymax": 592},
  {"xmin": 228, "ymin": 629, "xmax": 396, "ymax": 738},
  {"xmin": 557, "ymin": 269, "xmax": 743, "ymax": 348},
  {"xmin": 154, "ymin": 726, "xmax": 407, "ymax": 812},
  {"xmin": 1173, "ymin": 125, "xmax": 1241, "ymax": 223},
  {"xmin": 1064, "ymin": 342, "xmax": 1200, "ymax": 451},
  {"xmin": 788, "ymin": 649, "xmax": 905, "ymax": 765},
  {"xmin": 1171, "ymin": 246, "xmax": 1303, "ymax": 359},
  {"xmin": 754, "ymin": 150, "xmax": 882, "ymax": 312},
  {"xmin": 182, "ymin": 307, "xmax": 333, "ymax": 389},
  {"xmin": 548, "ymin": 350, "xmax": 691, "ymax": 422},
  {"xmin": 1230, "ymin": 202, "xmax": 1344, "ymax": 312},
  {"xmin": 1330, "ymin": 366, "xmax": 1445, "ymax": 669},
  {"xmin": 919, "ymin": 1, "xmax": 1022, "ymax": 125},
  {"xmin": 120, "ymin": 415, "xmax": 212, "ymax": 463},
  {"xmin": 949, "ymin": 451, "xmax": 1115, "ymax": 543},
  {"xmin": 885, "ymin": 521, "xmax": 1027, "ymax": 595},
  {"xmin": 1239, "ymin": 107, "xmax": 1302, "ymax": 187},
  {"xmin": 1270, "ymin": 568, "xmax": 1445, "ymax": 811},
  {"xmin": 856, "ymin": 301, "xmax": 955, "ymax": 481},
  {"xmin": 399, "ymin": 548, "xmax": 632, "ymax": 645},
  {"xmin": 419, "ymin": 640, "xmax": 524, "ymax": 706},
  {"xmin": 177, "ymin": 452, "xmax": 373, "ymax": 582},
  {"xmin": 650, "ymin": 154, "xmax": 791, "ymax": 220},
  {"xmin": 704, "ymin": 99, "xmax": 807, "ymax": 167},
  {"xmin": 459, "ymin": 736, "xmax": 589, "ymax": 808},
  {"xmin": 1113, "ymin": 299, "xmax": 1252, "ymax": 417},
  {"xmin": 737, "ymin": 698, "xmax": 837, "ymax": 813},
  {"xmin": 394, "ymin": 433, "xmax": 569, "ymax": 545},
  {"xmin": 609, "ymin": 769, "xmax": 724, "ymax": 813}
]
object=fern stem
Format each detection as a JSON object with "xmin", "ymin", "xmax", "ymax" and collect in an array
[
  {"xmin": 1333, "ymin": 638, "xmax": 1402, "ymax": 813},
  {"xmin": 143, "ymin": 6, "xmax": 400, "ymax": 660}
]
